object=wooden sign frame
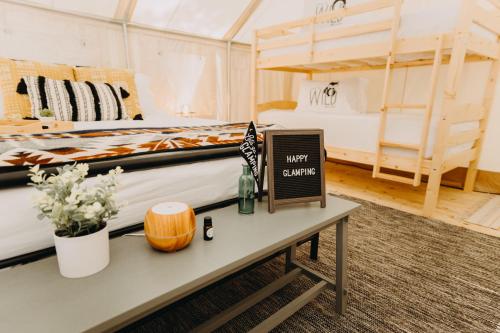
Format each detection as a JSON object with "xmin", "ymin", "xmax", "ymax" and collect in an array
[{"xmin": 258, "ymin": 129, "xmax": 326, "ymax": 213}]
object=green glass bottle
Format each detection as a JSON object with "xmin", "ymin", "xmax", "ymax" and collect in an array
[{"xmin": 238, "ymin": 164, "xmax": 255, "ymax": 214}]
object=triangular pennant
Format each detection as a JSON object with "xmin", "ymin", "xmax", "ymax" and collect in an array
[{"xmin": 239, "ymin": 121, "xmax": 259, "ymax": 183}]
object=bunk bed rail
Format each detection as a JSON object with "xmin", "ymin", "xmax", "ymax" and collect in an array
[{"xmin": 254, "ymin": 0, "xmax": 401, "ymax": 70}]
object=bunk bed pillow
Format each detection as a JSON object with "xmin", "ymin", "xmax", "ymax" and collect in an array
[
  {"xmin": 304, "ymin": 0, "xmax": 347, "ymax": 28},
  {"xmin": 18, "ymin": 76, "xmax": 129, "ymax": 121},
  {"xmin": 341, "ymin": 77, "xmax": 368, "ymax": 113},
  {"xmin": 304, "ymin": 0, "xmax": 393, "ymax": 34},
  {"xmin": 296, "ymin": 79, "xmax": 367, "ymax": 113}
]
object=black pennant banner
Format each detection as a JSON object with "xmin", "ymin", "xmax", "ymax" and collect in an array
[{"xmin": 239, "ymin": 121, "xmax": 259, "ymax": 183}]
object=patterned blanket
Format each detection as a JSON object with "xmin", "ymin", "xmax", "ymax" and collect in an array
[{"xmin": 0, "ymin": 123, "xmax": 271, "ymax": 171}]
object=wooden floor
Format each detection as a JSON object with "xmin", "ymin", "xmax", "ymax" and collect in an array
[{"xmin": 325, "ymin": 162, "xmax": 500, "ymax": 238}]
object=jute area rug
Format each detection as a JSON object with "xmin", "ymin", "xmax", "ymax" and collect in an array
[{"xmin": 122, "ymin": 195, "xmax": 500, "ymax": 333}]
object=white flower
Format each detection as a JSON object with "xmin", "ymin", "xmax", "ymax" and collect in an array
[
  {"xmin": 76, "ymin": 163, "xmax": 89, "ymax": 175},
  {"xmin": 29, "ymin": 163, "xmax": 124, "ymax": 237},
  {"xmin": 83, "ymin": 202, "xmax": 103, "ymax": 219},
  {"xmin": 65, "ymin": 185, "xmax": 81, "ymax": 205},
  {"xmin": 30, "ymin": 174, "xmax": 43, "ymax": 184}
]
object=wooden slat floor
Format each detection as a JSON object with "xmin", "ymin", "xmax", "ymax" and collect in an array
[{"xmin": 325, "ymin": 162, "xmax": 500, "ymax": 238}]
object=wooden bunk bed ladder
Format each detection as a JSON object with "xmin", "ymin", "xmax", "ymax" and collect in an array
[{"xmin": 373, "ymin": 35, "xmax": 444, "ymax": 187}]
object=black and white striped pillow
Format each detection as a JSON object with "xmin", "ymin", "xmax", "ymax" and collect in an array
[{"xmin": 18, "ymin": 76, "xmax": 129, "ymax": 121}]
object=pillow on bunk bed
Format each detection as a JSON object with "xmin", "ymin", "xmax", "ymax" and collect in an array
[
  {"xmin": 17, "ymin": 76, "xmax": 129, "ymax": 121},
  {"xmin": 305, "ymin": 0, "xmax": 347, "ymax": 27},
  {"xmin": 304, "ymin": 0, "xmax": 393, "ymax": 33},
  {"xmin": 296, "ymin": 78, "xmax": 368, "ymax": 113}
]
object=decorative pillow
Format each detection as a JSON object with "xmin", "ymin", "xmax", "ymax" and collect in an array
[
  {"xmin": 296, "ymin": 78, "xmax": 368, "ymax": 113},
  {"xmin": 74, "ymin": 67, "xmax": 142, "ymax": 120},
  {"xmin": 340, "ymin": 77, "xmax": 369, "ymax": 113},
  {"xmin": 0, "ymin": 58, "xmax": 75, "ymax": 119},
  {"xmin": 304, "ymin": 0, "xmax": 348, "ymax": 29},
  {"xmin": 18, "ymin": 76, "xmax": 129, "ymax": 121},
  {"xmin": 296, "ymin": 80, "xmax": 349, "ymax": 113}
]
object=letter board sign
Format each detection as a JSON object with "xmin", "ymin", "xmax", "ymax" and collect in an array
[{"xmin": 258, "ymin": 129, "xmax": 326, "ymax": 213}]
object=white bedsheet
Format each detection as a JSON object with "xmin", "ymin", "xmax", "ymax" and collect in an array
[
  {"xmin": 0, "ymin": 116, "xmax": 245, "ymax": 261},
  {"xmin": 258, "ymin": 109, "xmax": 476, "ymax": 159},
  {"xmin": 261, "ymin": 0, "xmax": 495, "ymax": 59}
]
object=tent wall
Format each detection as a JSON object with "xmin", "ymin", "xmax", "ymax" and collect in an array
[
  {"xmin": 0, "ymin": 0, "xmax": 498, "ymax": 171},
  {"xmin": 0, "ymin": 2, "xmax": 126, "ymax": 67},
  {"xmin": 0, "ymin": 0, "xmax": 237, "ymax": 120}
]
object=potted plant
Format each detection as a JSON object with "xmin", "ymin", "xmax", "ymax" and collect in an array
[
  {"xmin": 39, "ymin": 108, "xmax": 55, "ymax": 122},
  {"xmin": 28, "ymin": 163, "xmax": 123, "ymax": 278}
]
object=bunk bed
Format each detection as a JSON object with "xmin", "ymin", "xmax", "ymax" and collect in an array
[{"xmin": 251, "ymin": 0, "xmax": 500, "ymax": 216}]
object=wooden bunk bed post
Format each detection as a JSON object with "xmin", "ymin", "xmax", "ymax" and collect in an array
[
  {"xmin": 464, "ymin": 37, "xmax": 500, "ymax": 192},
  {"xmin": 423, "ymin": 0, "xmax": 475, "ymax": 216},
  {"xmin": 413, "ymin": 35, "xmax": 444, "ymax": 187},
  {"xmin": 372, "ymin": 0, "xmax": 403, "ymax": 179}
]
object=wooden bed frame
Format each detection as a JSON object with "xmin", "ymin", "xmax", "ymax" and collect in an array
[{"xmin": 250, "ymin": 0, "xmax": 500, "ymax": 216}]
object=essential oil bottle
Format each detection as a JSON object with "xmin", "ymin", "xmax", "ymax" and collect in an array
[{"xmin": 203, "ymin": 216, "xmax": 214, "ymax": 241}]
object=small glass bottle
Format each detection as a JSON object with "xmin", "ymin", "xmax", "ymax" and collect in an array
[
  {"xmin": 238, "ymin": 164, "xmax": 255, "ymax": 214},
  {"xmin": 203, "ymin": 216, "xmax": 213, "ymax": 241}
]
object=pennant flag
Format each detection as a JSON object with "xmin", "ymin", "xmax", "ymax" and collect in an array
[{"xmin": 239, "ymin": 121, "xmax": 259, "ymax": 183}]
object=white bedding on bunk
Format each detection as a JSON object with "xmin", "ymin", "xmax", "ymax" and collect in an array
[
  {"xmin": 261, "ymin": 0, "xmax": 495, "ymax": 59},
  {"xmin": 258, "ymin": 109, "xmax": 477, "ymax": 159},
  {"xmin": 0, "ymin": 116, "xmax": 247, "ymax": 261}
]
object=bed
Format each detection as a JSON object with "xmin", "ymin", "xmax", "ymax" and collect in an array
[
  {"xmin": 251, "ymin": 0, "xmax": 500, "ymax": 216},
  {"xmin": 0, "ymin": 115, "xmax": 272, "ymax": 265},
  {"xmin": 0, "ymin": 115, "xmax": 275, "ymax": 264},
  {"xmin": 258, "ymin": 109, "xmax": 477, "ymax": 159}
]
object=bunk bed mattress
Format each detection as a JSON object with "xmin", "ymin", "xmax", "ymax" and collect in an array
[
  {"xmin": 260, "ymin": 0, "xmax": 494, "ymax": 59},
  {"xmin": 258, "ymin": 110, "xmax": 477, "ymax": 159}
]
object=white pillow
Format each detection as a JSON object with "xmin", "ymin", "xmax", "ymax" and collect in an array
[
  {"xmin": 303, "ymin": 0, "xmax": 393, "ymax": 33},
  {"xmin": 296, "ymin": 78, "xmax": 368, "ymax": 113},
  {"xmin": 304, "ymin": 0, "xmax": 347, "ymax": 28},
  {"xmin": 341, "ymin": 77, "xmax": 369, "ymax": 113}
]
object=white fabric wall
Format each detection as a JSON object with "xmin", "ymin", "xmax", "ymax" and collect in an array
[
  {"xmin": 127, "ymin": 27, "xmax": 228, "ymax": 119},
  {"xmin": 0, "ymin": 1, "xmax": 231, "ymax": 120},
  {"xmin": 0, "ymin": 2, "xmax": 126, "ymax": 67}
]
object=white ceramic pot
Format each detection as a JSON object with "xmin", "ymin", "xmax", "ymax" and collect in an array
[
  {"xmin": 53, "ymin": 224, "xmax": 110, "ymax": 278},
  {"xmin": 40, "ymin": 116, "xmax": 55, "ymax": 123}
]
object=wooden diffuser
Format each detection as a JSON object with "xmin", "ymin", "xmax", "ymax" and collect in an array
[{"xmin": 144, "ymin": 202, "xmax": 196, "ymax": 252}]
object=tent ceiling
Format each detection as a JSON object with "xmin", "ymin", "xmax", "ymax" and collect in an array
[
  {"xmin": 28, "ymin": 0, "xmax": 119, "ymax": 18},
  {"xmin": 15, "ymin": 0, "xmax": 305, "ymax": 42},
  {"xmin": 235, "ymin": 0, "xmax": 304, "ymax": 43},
  {"xmin": 132, "ymin": 0, "xmax": 252, "ymax": 39}
]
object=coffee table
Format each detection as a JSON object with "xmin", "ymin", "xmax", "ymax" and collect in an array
[{"xmin": 0, "ymin": 195, "xmax": 359, "ymax": 333}]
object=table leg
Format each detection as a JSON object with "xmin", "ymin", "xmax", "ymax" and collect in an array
[
  {"xmin": 336, "ymin": 216, "xmax": 348, "ymax": 314},
  {"xmin": 285, "ymin": 244, "xmax": 296, "ymax": 273},
  {"xmin": 310, "ymin": 233, "xmax": 319, "ymax": 260}
]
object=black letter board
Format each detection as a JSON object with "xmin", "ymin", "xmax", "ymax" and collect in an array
[{"xmin": 258, "ymin": 129, "xmax": 326, "ymax": 213}]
